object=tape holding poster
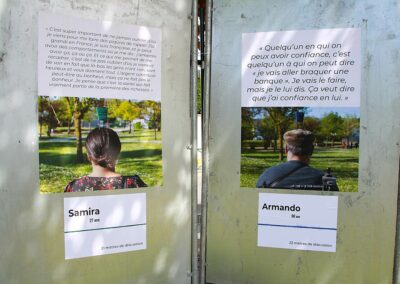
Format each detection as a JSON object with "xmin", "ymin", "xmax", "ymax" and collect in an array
[
  {"xmin": 37, "ymin": 13, "xmax": 163, "ymax": 193},
  {"xmin": 241, "ymin": 28, "xmax": 361, "ymax": 192}
]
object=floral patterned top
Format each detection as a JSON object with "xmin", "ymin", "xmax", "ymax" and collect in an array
[{"xmin": 64, "ymin": 175, "xmax": 147, "ymax": 192}]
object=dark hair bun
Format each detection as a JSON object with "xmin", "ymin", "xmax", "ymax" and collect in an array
[{"xmin": 85, "ymin": 128, "xmax": 121, "ymax": 170}]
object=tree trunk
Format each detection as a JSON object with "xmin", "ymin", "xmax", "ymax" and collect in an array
[
  {"xmin": 278, "ymin": 126, "xmax": 284, "ymax": 161},
  {"xmin": 39, "ymin": 118, "xmax": 43, "ymax": 138},
  {"xmin": 129, "ymin": 121, "xmax": 132, "ymax": 134},
  {"xmin": 67, "ymin": 119, "xmax": 71, "ymax": 134},
  {"xmin": 74, "ymin": 115, "xmax": 83, "ymax": 163}
]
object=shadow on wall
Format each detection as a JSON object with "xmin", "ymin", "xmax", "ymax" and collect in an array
[{"xmin": 0, "ymin": 0, "xmax": 192, "ymax": 283}]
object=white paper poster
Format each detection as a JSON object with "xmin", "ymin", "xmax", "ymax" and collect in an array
[
  {"xmin": 37, "ymin": 12, "xmax": 163, "ymax": 194},
  {"xmin": 38, "ymin": 12, "xmax": 161, "ymax": 101},
  {"xmin": 64, "ymin": 193, "xmax": 146, "ymax": 259},
  {"xmin": 258, "ymin": 193, "xmax": 338, "ymax": 252},
  {"xmin": 242, "ymin": 28, "xmax": 360, "ymax": 107}
]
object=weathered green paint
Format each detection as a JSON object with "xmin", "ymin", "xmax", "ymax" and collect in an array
[
  {"xmin": 0, "ymin": 1, "xmax": 192, "ymax": 283},
  {"xmin": 207, "ymin": 0, "xmax": 400, "ymax": 283}
]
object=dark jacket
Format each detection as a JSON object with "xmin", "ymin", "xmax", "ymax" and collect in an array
[{"xmin": 256, "ymin": 160, "xmax": 324, "ymax": 189}]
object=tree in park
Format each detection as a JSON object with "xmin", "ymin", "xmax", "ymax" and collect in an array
[
  {"xmin": 38, "ymin": 96, "xmax": 69, "ymax": 137},
  {"xmin": 241, "ymin": 108, "xmax": 256, "ymax": 142},
  {"xmin": 241, "ymin": 108, "xmax": 271, "ymax": 149},
  {"xmin": 143, "ymin": 101, "xmax": 161, "ymax": 140},
  {"xmin": 302, "ymin": 116, "xmax": 322, "ymax": 144},
  {"xmin": 266, "ymin": 107, "xmax": 305, "ymax": 160},
  {"xmin": 65, "ymin": 97, "xmax": 96, "ymax": 163},
  {"xmin": 105, "ymin": 99, "xmax": 121, "ymax": 125},
  {"xmin": 319, "ymin": 112, "xmax": 344, "ymax": 147},
  {"xmin": 301, "ymin": 116, "xmax": 320, "ymax": 133},
  {"xmin": 257, "ymin": 108, "xmax": 274, "ymax": 149},
  {"xmin": 342, "ymin": 115, "xmax": 360, "ymax": 148},
  {"xmin": 114, "ymin": 101, "xmax": 141, "ymax": 134}
]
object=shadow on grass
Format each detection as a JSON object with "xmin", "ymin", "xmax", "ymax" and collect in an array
[
  {"xmin": 311, "ymin": 157, "xmax": 358, "ymax": 163},
  {"xmin": 39, "ymin": 152, "xmax": 83, "ymax": 167},
  {"xmin": 39, "ymin": 141, "xmax": 76, "ymax": 149},
  {"xmin": 40, "ymin": 149, "xmax": 162, "ymax": 166},
  {"xmin": 119, "ymin": 149, "xmax": 162, "ymax": 160}
]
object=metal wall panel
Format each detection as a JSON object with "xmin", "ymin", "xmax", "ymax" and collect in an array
[
  {"xmin": 0, "ymin": 1, "xmax": 192, "ymax": 283},
  {"xmin": 207, "ymin": 1, "xmax": 400, "ymax": 283}
]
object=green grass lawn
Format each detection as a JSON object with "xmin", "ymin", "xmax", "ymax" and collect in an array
[
  {"xmin": 39, "ymin": 129, "xmax": 162, "ymax": 193},
  {"xmin": 241, "ymin": 147, "xmax": 359, "ymax": 192}
]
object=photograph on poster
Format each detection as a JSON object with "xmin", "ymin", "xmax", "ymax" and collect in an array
[
  {"xmin": 241, "ymin": 107, "xmax": 359, "ymax": 192},
  {"xmin": 37, "ymin": 13, "xmax": 162, "ymax": 193},
  {"xmin": 39, "ymin": 96, "xmax": 162, "ymax": 193},
  {"xmin": 241, "ymin": 28, "xmax": 360, "ymax": 192}
]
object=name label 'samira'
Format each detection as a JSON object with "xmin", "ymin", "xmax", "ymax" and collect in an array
[{"xmin": 68, "ymin": 208, "xmax": 100, "ymax": 217}]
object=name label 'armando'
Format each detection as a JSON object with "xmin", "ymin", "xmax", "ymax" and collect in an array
[
  {"xmin": 69, "ymin": 208, "xmax": 100, "ymax": 217},
  {"xmin": 262, "ymin": 203, "xmax": 301, "ymax": 212}
]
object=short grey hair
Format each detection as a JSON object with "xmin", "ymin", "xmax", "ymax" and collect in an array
[{"xmin": 284, "ymin": 129, "xmax": 315, "ymax": 156}]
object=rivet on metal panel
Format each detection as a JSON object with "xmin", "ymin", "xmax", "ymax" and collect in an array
[{"xmin": 186, "ymin": 144, "xmax": 193, "ymax": 150}]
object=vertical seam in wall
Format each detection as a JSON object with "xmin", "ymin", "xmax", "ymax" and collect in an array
[{"xmin": 392, "ymin": 155, "xmax": 400, "ymax": 284}]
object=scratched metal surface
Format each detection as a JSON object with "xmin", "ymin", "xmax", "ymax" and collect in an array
[
  {"xmin": 207, "ymin": 0, "xmax": 400, "ymax": 283},
  {"xmin": 0, "ymin": 1, "xmax": 192, "ymax": 283}
]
